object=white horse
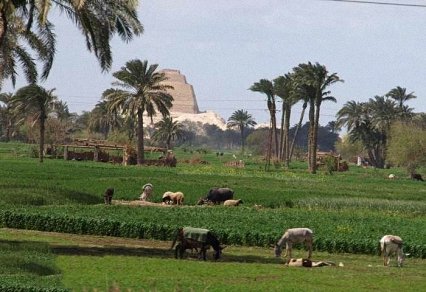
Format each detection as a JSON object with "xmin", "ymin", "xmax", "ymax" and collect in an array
[
  {"xmin": 380, "ymin": 235, "xmax": 405, "ymax": 267},
  {"xmin": 274, "ymin": 228, "xmax": 313, "ymax": 259}
]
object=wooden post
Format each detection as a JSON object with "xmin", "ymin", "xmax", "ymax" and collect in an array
[
  {"xmin": 64, "ymin": 146, "xmax": 69, "ymax": 160},
  {"xmin": 123, "ymin": 146, "xmax": 128, "ymax": 166},
  {"xmin": 94, "ymin": 146, "xmax": 99, "ymax": 162}
]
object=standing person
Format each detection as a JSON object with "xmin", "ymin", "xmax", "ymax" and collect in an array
[{"xmin": 140, "ymin": 183, "xmax": 153, "ymax": 201}]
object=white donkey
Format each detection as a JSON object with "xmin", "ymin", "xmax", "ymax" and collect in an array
[
  {"xmin": 380, "ymin": 235, "xmax": 405, "ymax": 267},
  {"xmin": 274, "ymin": 228, "xmax": 313, "ymax": 259}
]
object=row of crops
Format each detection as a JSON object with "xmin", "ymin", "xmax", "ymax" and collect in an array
[{"xmin": 1, "ymin": 205, "xmax": 425, "ymax": 258}]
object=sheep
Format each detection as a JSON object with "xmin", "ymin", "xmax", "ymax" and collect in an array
[
  {"xmin": 388, "ymin": 174, "xmax": 396, "ymax": 179},
  {"xmin": 223, "ymin": 199, "xmax": 243, "ymax": 206},
  {"xmin": 162, "ymin": 191, "xmax": 184, "ymax": 205},
  {"xmin": 380, "ymin": 235, "xmax": 405, "ymax": 267},
  {"xmin": 274, "ymin": 228, "xmax": 313, "ymax": 260}
]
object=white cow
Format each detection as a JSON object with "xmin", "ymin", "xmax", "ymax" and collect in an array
[
  {"xmin": 380, "ymin": 235, "xmax": 405, "ymax": 267},
  {"xmin": 274, "ymin": 228, "xmax": 313, "ymax": 259}
]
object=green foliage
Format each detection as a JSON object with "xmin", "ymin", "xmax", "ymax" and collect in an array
[
  {"xmin": 335, "ymin": 135, "xmax": 365, "ymax": 161},
  {"xmin": 0, "ymin": 142, "xmax": 425, "ymax": 260},
  {"xmin": 323, "ymin": 155, "xmax": 336, "ymax": 175},
  {"xmin": 387, "ymin": 122, "xmax": 426, "ymax": 173},
  {"xmin": 1, "ymin": 205, "xmax": 425, "ymax": 258}
]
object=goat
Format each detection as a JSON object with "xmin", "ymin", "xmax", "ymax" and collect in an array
[
  {"xmin": 139, "ymin": 183, "xmax": 153, "ymax": 201},
  {"xmin": 380, "ymin": 235, "xmax": 405, "ymax": 267}
]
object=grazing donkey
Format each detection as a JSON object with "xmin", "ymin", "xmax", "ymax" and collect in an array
[
  {"xmin": 171, "ymin": 227, "xmax": 224, "ymax": 260},
  {"xmin": 380, "ymin": 235, "xmax": 405, "ymax": 267},
  {"xmin": 274, "ymin": 228, "xmax": 314, "ymax": 260}
]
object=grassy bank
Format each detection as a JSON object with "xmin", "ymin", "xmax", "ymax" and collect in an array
[{"xmin": 1, "ymin": 228, "xmax": 425, "ymax": 292}]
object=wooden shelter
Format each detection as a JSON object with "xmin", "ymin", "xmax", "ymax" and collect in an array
[{"xmin": 60, "ymin": 139, "xmax": 167, "ymax": 165}]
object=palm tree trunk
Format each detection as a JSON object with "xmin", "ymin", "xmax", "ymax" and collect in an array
[
  {"xmin": 311, "ymin": 103, "xmax": 322, "ymax": 174},
  {"xmin": 240, "ymin": 125, "xmax": 245, "ymax": 153},
  {"xmin": 289, "ymin": 101, "xmax": 307, "ymax": 161},
  {"xmin": 265, "ymin": 120, "xmax": 273, "ymax": 171},
  {"xmin": 39, "ymin": 116, "xmax": 45, "ymax": 163},
  {"xmin": 136, "ymin": 110, "xmax": 144, "ymax": 164},
  {"xmin": 166, "ymin": 135, "xmax": 171, "ymax": 151},
  {"xmin": 271, "ymin": 108, "xmax": 279, "ymax": 159},
  {"xmin": 284, "ymin": 107, "xmax": 291, "ymax": 168},
  {"xmin": 279, "ymin": 101, "xmax": 285, "ymax": 160},
  {"xmin": 6, "ymin": 120, "xmax": 11, "ymax": 142},
  {"xmin": 307, "ymin": 101, "xmax": 315, "ymax": 172}
]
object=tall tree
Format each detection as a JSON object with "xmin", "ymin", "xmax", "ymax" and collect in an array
[
  {"xmin": 387, "ymin": 121, "xmax": 426, "ymax": 174},
  {"xmin": 274, "ymin": 74, "xmax": 296, "ymax": 166},
  {"xmin": 11, "ymin": 84, "xmax": 57, "ymax": 162},
  {"xmin": 226, "ymin": 109, "xmax": 257, "ymax": 153},
  {"xmin": 152, "ymin": 116, "xmax": 184, "ymax": 151},
  {"xmin": 103, "ymin": 59, "xmax": 173, "ymax": 164},
  {"xmin": 249, "ymin": 79, "xmax": 278, "ymax": 169},
  {"xmin": 88, "ymin": 100, "xmax": 122, "ymax": 140},
  {"xmin": 0, "ymin": 0, "xmax": 143, "ymax": 86},
  {"xmin": 386, "ymin": 86, "xmax": 416, "ymax": 109},
  {"xmin": 337, "ymin": 97, "xmax": 398, "ymax": 168},
  {"xmin": 293, "ymin": 62, "xmax": 342, "ymax": 173},
  {"xmin": 0, "ymin": 11, "xmax": 55, "ymax": 89},
  {"xmin": 0, "ymin": 92, "xmax": 15, "ymax": 141}
]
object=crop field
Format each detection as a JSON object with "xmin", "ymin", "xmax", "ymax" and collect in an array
[{"xmin": 0, "ymin": 142, "xmax": 425, "ymax": 291}]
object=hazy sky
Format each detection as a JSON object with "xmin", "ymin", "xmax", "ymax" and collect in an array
[{"xmin": 4, "ymin": 0, "xmax": 426, "ymax": 127}]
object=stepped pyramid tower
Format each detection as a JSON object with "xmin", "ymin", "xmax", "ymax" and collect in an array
[{"xmin": 160, "ymin": 69, "xmax": 200, "ymax": 114}]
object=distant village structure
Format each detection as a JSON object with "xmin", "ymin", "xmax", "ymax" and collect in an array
[{"xmin": 160, "ymin": 69, "xmax": 200, "ymax": 114}]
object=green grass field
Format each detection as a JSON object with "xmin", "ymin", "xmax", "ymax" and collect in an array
[
  {"xmin": 0, "ymin": 142, "xmax": 425, "ymax": 291},
  {"xmin": 1, "ymin": 229, "xmax": 425, "ymax": 292}
]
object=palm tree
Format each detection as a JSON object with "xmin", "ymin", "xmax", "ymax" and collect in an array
[
  {"xmin": 274, "ymin": 74, "xmax": 296, "ymax": 166},
  {"xmin": 337, "ymin": 97, "xmax": 398, "ymax": 169},
  {"xmin": 227, "ymin": 109, "xmax": 257, "ymax": 153},
  {"xmin": 88, "ymin": 100, "xmax": 122, "ymax": 140},
  {"xmin": 103, "ymin": 59, "xmax": 174, "ymax": 164},
  {"xmin": 1, "ymin": 0, "xmax": 142, "ymax": 85},
  {"xmin": 0, "ymin": 92, "xmax": 15, "ymax": 141},
  {"xmin": 288, "ymin": 93, "xmax": 309, "ymax": 162},
  {"xmin": 336, "ymin": 100, "xmax": 365, "ymax": 132},
  {"xmin": 152, "ymin": 116, "xmax": 184, "ymax": 151},
  {"xmin": 0, "ymin": 12, "xmax": 55, "ymax": 88},
  {"xmin": 386, "ymin": 86, "xmax": 416, "ymax": 109},
  {"xmin": 293, "ymin": 62, "xmax": 342, "ymax": 173},
  {"xmin": 11, "ymin": 84, "xmax": 57, "ymax": 162},
  {"xmin": 51, "ymin": 100, "xmax": 70, "ymax": 121},
  {"xmin": 249, "ymin": 79, "xmax": 278, "ymax": 169}
]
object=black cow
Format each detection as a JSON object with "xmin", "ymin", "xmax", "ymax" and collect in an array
[
  {"xmin": 411, "ymin": 173, "xmax": 424, "ymax": 181},
  {"xmin": 197, "ymin": 187, "xmax": 234, "ymax": 205}
]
